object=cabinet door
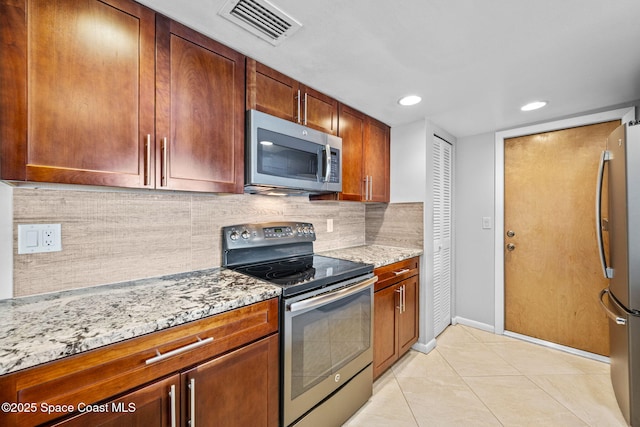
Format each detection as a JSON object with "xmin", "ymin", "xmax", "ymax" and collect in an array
[
  {"xmin": 398, "ymin": 276, "xmax": 420, "ymax": 355},
  {"xmin": 373, "ymin": 284, "xmax": 399, "ymax": 379},
  {"xmin": 300, "ymin": 85, "xmax": 338, "ymax": 135},
  {"xmin": 3, "ymin": 0, "xmax": 156, "ymax": 187},
  {"xmin": 52, "ymin": 375, "xmax": 180, "ymax": 427},
  {"xmin": 337, "ymin": 105, "xmax": 366, "ymax": 201},
  {"xmin": 364, "ymin": 117, "xmax": 390, "ymax": 202},
  {"xmin": 246, "ymin": 59, "xmax": 300, "ymax": 123},
  {"xmin": 156, "ymin": 17, "xmax": 244, "ymax": 193},
  {"xmin": 183, "ymin": 334, "xmax": 279, "ymax": 427}
]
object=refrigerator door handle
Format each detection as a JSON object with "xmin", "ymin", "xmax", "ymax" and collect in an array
[
  {"xmin": 596, "ymin": 150, "xmax": 614, "ymax": 279},
  {"xmin": 599, "ymin": 288, "xmax": 627, "ymax": 325}
]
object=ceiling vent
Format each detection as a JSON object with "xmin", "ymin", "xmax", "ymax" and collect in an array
[{"xmin": 219, "ymin": 0, "xmax": 302, "ymax": 46}]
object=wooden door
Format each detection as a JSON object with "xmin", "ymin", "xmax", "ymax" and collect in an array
[
  {"xmin": 246, "ymin": 59, "xmax": 300, "ymax": 123},
  {"xmin": 504, "ymin": 120, "xmax": 619, "ymax": 356},
  {"xmin": 373, "ymin": 283, "xmax": 399, "ymax": 379},
  {"xmin": 398, "ymin": 276, "xmax": 419, "ymax": 354},
  {"xmin": 300, "ymin": 85, "xmax": 339, "ymax": 135},
  {"xmin": 364, "ymin": 117, "xmax": 390, "ymax": 202},
  {"xmin": 52, "ymin": 375, "xmax": 180, "ymax": 426},
  {"xmin": 183, "ymin": 335, "xmax": 279, "ymax": 427},
  {"xmin": 156, "ymin": 17, "xmax": 244, "ymax": 193},
  {"xmin": 337, "ymin": 105, "xmax": 366, "ymax": 201},
  {"xmin": 19, "ymin": 0, "xmax": 155, "ymax": 187}
]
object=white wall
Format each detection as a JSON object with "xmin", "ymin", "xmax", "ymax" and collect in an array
[
  {"xmin": 0, "ymin": 182, "xmax": 12, "ymax": 299},
  {"xmin": 390, "ymin": 118, "xmax": 456, "ymax": 351},
  {"xmin": 453, "ymin": 133, "xmax": 495, "ymax": 329}
]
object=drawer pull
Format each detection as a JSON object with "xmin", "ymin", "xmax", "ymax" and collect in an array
[
  {"xmin": 145, "ymin": 336, "xmax": 213, "ymax": 365},
  {"xmin": 393, "ymin": 268, "xmax": 411, "ymax": 276}
]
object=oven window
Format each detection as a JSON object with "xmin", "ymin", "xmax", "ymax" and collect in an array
[
  {"xmin": 290, "ymin": 288, "xmax": 371, "ymax": 399},
  {"xmin": 257, "ymin": 128, "xmax": 319, "ymax": 181}
]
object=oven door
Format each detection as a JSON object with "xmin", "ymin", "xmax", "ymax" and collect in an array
[{"xmin": 283, "ymin": 275, "xmax": 376, "ymax": 426}]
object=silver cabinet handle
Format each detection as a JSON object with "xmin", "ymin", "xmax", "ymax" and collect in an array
[
  {"xmin": 364, "ymin": 176, "xmax": 369, "ymax": 201},
  {"xmin": 369, "ymin": 175, "xmax": 373, "ymax": 200},
  {"xmin": 596, "ymin": 150, "xmax": 614, "ymax": 279},
  {"xmin": 145, "ymin": 337, "xmax": 213, "ymax": 365},
  {"xmin": 393, "ymin": 268, "xmax": 410, "ymax": 276},
  {"xmin": 144, "ymin": 134, "xmax": 151, "ymax": 186},
  {"xmin": 169, "ymin": 384, "xmax": 177, "ymax": 427},
  {"xmin": 296, "ymin": 89, "xmax": 301, "ymax": 123},
  {"xmin": 289, "ymin": 276, "xmax": 377, "ymax": 313},
  {"xmin": 396, "ymin": 287, "xmax": 402, "ymax": 312},
  {"xmin": 189, "ymin": 378, "xmax": 196, "ymax": 427},
  {"xmin": 161, "ymin": 137, "xmax": 168, "ymax": 187},
  {"xmin": 506, "ymin": 243, "xmax": 516, "ymax": 251},
  {"xmin": 599, "ymin": 288, "xmax": 627, "ymax": 325},
  {"xmin": 304, "ymin": 92, "xmax": 308, "ymax": 125},
  {"xmin": 401, "ymin": 285, "xmax": 406, "ymax": 313}
]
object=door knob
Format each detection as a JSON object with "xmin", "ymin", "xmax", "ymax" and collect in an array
[
  {"xmin": 506, "ymin": 230, "xmax": 515, "ymax": 238},
  {"xmin": 506, "ymin": 243, "xmax": 516, "ymax": 251}
]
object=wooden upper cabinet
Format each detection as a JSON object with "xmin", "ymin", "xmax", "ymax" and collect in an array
[
  {"xmin": 332, "ymin": 105, "xmax": 390, "ymax": 202},
  {"xmin": 155, "ymin": 16, "xmax": 245, "ymax": 193},
  {"xmin": 246, "ymin": 59, "xmax": 338, "ymax": 135},
  {"xmin": 0, "ymin": 0, "xmax": 156, "ymax": 187},
  {"xmin": 337, "ymin": 105, "xmax": 366, "ymax": 201},
  {"xmin": 364, "ymin": 116, "xmax": 390, "ymax": 202},
  {"xmin": 0, "ymin": 0, "xmax": 245, "ymax": 193}
]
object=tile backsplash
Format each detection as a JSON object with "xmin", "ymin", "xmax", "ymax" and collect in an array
[{"xmin": 11, "ymin": 187, "xmax": 422, "ymax": 297}]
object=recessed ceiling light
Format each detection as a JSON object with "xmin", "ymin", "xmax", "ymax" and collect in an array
[
  {"xmin": 520, "ymin": 101, "xmax": 548, "ymax": 111},
  {"xmin": 398, "ymin": 95, "xmax": 422, "ymax": 106}
]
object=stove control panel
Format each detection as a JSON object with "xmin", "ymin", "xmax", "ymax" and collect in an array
[{"xmin": 222, "ymin": 222, "xmax": 316, "ymax": 251}]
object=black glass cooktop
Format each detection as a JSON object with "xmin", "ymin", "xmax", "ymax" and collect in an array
[{"xmin": 232, "ymin": 254, "xmax": 373, "ymax": 297}]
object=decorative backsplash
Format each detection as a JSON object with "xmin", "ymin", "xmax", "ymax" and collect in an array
[{"xmin": 11, "ymin": 187, "xmax": 422, "ymax": 297}]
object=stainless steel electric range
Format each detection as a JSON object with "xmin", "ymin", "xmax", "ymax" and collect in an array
[{"xmin": 222, "ymin": 222, "xmax": 376, "ymax": 427}]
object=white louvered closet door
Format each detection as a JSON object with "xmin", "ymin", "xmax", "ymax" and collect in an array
[{"xmin": 433, "ymin": 136, "xmax": 452, "ymax": 338}]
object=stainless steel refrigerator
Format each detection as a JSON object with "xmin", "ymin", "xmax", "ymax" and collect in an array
[{"xmin": 597, "ymin": 120, "xmax": 640, "ymax": 426}]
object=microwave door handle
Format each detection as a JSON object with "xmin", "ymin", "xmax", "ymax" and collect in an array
[
  {"xmin": 596, "ymin": 150, "xmax": 613, "ymax": 279},
  {"xmin": 324, "ymin": 144, "xmax": 331, "ymax": 182}
]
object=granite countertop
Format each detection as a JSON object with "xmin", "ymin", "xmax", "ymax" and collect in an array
[
  {"xmin": 320, "ymin": 244, "xmax": 423, "ymax": 268},
  {"xmin": 0, "ymin": 268, "xmax": 281, "ymax": 376},
  {"xmin": 0, "ymin": 244, "xmax": 421, "ymax": 377}
]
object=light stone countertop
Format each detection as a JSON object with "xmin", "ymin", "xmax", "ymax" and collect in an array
[
  {"xmin": 0, "ymin": 244, "xmax": 422, "ymax": 377},
  {"xmin": 0, "ymin": 268, "xmax": 281, "ymax": 376},
  {"xmin": 320, "ymin": 244, "xmax": 423, "ymax": 268}
]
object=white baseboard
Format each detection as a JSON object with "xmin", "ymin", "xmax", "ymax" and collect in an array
[
  {"xmin": 412, "ymin": 338, "xmax": 436, "ymax": 354},
  {"xmin": 451, "ymin": 316, "xmax": 494, "ymax": 333}
]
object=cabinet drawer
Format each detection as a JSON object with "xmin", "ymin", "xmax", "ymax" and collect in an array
[
  {"xmin": 374, "ymin": 257, "xmax": 419, "ymax": 292},
  {"xmin": 0, "ymin": 298, "xmax": 278, "ymax": 427}
]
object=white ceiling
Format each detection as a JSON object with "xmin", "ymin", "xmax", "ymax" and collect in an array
[{"xmin": 137, "ymin": 0, "xmax": 640, "ymax": 138}]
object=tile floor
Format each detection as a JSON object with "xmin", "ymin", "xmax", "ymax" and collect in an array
[{"xmin": 344, "ymin": 324, "xmax": 628, "ymax": 426}]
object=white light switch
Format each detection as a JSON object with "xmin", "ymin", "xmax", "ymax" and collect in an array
[
  {"xmin": 482, "ymin": 217, "xmax": 492, "ymax": 229},
  {"xmin": 26, "ymin": 230, "xmax": 39, "ymax": 247}
]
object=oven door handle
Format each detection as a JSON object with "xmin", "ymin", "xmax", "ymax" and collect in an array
[{"xmin": 288, "ymin": 276, "xmax": 378, "ymax": 313}]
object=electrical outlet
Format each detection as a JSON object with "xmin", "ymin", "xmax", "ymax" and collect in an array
[{"xmin": 18, "ymin": 224, "xmax": 62, "ymax": 254}]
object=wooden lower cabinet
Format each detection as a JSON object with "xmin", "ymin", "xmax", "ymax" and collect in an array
[
  {"xmin": 0, "ymin": 299, "xmax": 279, "ymax": 427},
  {"xmin": 184, "ymin": 334, "xmax": 279, "ymax": 427},
  {"xmin": 373, "ymin": 258, "xmax": 420, "ymax": 379},
  {"xmin": 52, "ymin": 335, "xmax": 279, "ymax": 427},
  {"xmin": 51, "ymin": 375, "xmax": 180, "ymax": 426}
]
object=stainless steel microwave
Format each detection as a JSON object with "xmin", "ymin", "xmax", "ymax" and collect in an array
[{"xmin": 245, "ymin": 110, "xmax": 342, "ymax": 195}]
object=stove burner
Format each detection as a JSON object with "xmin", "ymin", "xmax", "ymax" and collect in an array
[{"xmin": 243, "ymin": 257, "xmax": 316, "ymax": 285}]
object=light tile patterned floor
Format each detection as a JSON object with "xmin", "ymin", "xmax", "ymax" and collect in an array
[{"xmin": 344, "ymin": 324, "xmax": 628, "ymax": 426}]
